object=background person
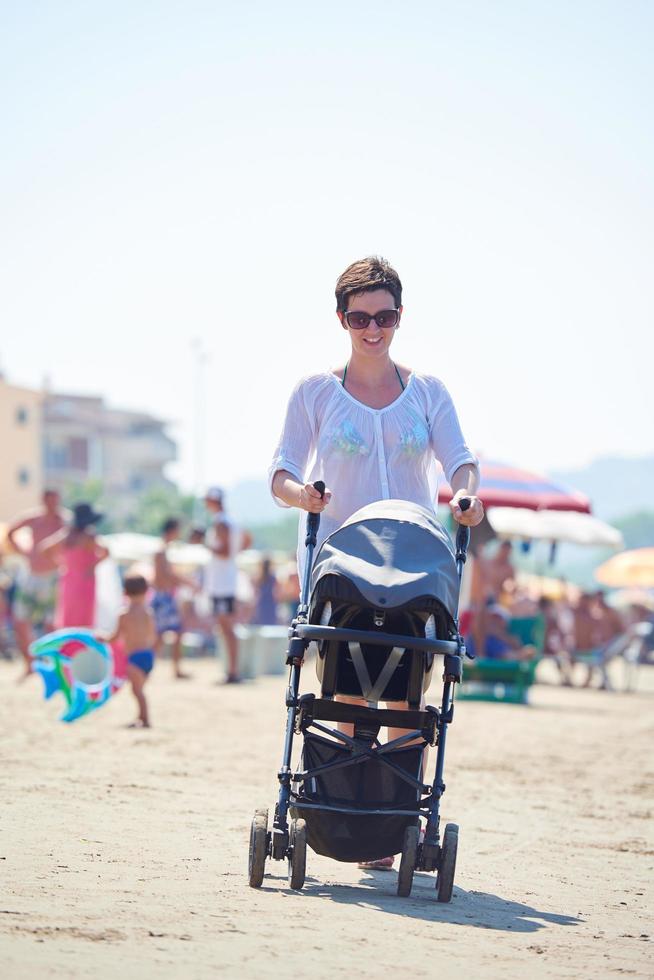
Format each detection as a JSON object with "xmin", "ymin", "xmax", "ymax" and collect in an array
[
  {"xmin": 538, "ymin": 596, "xmax": 574, "ymax": 684},
  {"xmin": 176, "ymin": 525, "xmax": 211, "ymax": 645},
  {"xmin": 466, "ymin": 603, "xmax": 536, "ymax": 660},
  {"xmin": 276, "ymin": 558, "xmax": 301, "ymax": 623},
  {"xmin": 7, "ymin": 489, "xmax": 66, "ymax": 676},
  {"xmin": 204, "ymin": 487, "xmax": 242, "ymax": 684},
  {"xmin": 588, "ymin": 591, "xmax": 625, "ymax": 690},
  {"xmin": 103, "ymin": 574, "xmax": 157, "ymax": 729},
  {"xmin": 151, "ymin": 517, "xmax": 197, "ymax": 680},
  {"xmin": 40, "ymin": 503, "xmax": 109, "ymax": 630},
  {"xmin": 572, "ymin": 591, "xmax": 600, "ymax": 686},
  {"xmin": 250, "ymin": 557, "xmax": 280, "ymax": 626},
  {"xmin": 482, "ymin": 539, "xmax": 516, "ymax": 601}
]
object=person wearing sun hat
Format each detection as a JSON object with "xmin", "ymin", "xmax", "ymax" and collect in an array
[{"xmin": 40, "ymin": 501, "xmax": 110, "ymax": 629}]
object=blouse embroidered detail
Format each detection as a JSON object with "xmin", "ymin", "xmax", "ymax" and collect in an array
[{"xmin": 269, "ymin": 371, "xmax": 477, "ymax": 570}]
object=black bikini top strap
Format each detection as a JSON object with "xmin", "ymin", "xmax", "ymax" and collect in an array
[{"xmin": 342, "ymin": 361, "xmax": 404, "ymax": 390}]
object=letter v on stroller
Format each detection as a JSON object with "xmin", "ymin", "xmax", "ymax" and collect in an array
[{"xmin": 248, "ymin": 484, "xmax": 473, "ymax": 901}]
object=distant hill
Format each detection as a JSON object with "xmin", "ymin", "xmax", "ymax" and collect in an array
[
  {"xmin": 551, "ymin": 455, "xmax": 654, "ymax": 521},
  {"xmin": 224, "ymin": 455, "xmax": 654, "ymax": 529},
  {"xmin": 223, "ymin": 478, "xmax": 285, "ymax": 526}
]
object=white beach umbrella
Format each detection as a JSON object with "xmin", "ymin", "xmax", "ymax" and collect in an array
[
  {"xmin": 167, "ymin": 542, "xmax": 211, "ymax": 567},
  {"xmin": 487, "ymin": 508, "xmax": 623, "ymax": 548},
  {"xmin": 101, "ymin": 533, "xmax": 160, "ymax": 563}
]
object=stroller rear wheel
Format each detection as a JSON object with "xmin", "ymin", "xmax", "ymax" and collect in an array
[
  {"xmin": 436, "ymin": 822, "xmax": 458, "ymax": 903},
  {"xmin": 248, "ymin": 809, "xmax": 268, "ymax": 888},
  {"xmin": 397, "ymin": 823, "xmax": 420, "ymax": 897},
  {"xmin": 288, "ymin": 818, "xmax": 307, "ymax": 891}
]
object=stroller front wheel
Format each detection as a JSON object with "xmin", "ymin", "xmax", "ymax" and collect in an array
[
  {"xmin": 436, "ymin": 822, "xmax": 458, "ymax": 903},
  {"xmin": 288, "ymin": 818, "xmax": 307, "ymax": 890},
  {"xmin": 248, "ymin": 809, "xmax": 268, "ymax": 889},
  {"xmin": 397, "ymin": 823, "xmax": 420, "ymax": 897}
]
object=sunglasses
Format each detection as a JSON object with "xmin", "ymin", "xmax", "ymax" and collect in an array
[{"xmin": 343, "ymin": 309, "xmax": 400, "ymax": 330}]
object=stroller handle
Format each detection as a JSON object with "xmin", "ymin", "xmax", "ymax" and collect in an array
[
  {"xmin": 294, "ymin": 623, "xmax": 459, "ymax": 656},
  {"xmin": 455, "ymin": 496, "xmax": 471, "ymax": 564},
  {"xmin": 305, "ymin": 481, "xmax": 326, "ymax": 547}
]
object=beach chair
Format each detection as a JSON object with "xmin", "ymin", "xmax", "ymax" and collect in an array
[{"xmin": 459, "ymin": 656, "xmax": 539, "ymax": 704}]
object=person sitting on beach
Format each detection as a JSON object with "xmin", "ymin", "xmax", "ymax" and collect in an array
[
  {"xmin": 105, "ymin": 575, "xmax": 157, "ymax": 728},
  {"xmin": 151, "ymin": 518, "xmax": 197, "ymax": 680},
  {"xmin": 466, "ymin": 603, "xmax": 535, "ymax": 660}
]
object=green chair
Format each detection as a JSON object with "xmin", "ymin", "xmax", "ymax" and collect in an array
[
  {"xmin": 459, "ymin": 657, "xmax": 539, "ymax": 704},
  {"xmin": 460, "ymin": 614, "xmax": 544, "ymax": 704},
  {"xmin": 506, "ymin": 614, "xmax": 545, "ymax": 652}
]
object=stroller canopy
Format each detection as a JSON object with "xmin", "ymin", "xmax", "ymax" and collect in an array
[{"xmin": 311, "ymin": 500, "xmax": 459, "ymax": 621}]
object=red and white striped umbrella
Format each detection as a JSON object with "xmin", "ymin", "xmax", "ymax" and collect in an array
[{"xmin": 437, "ymin": 457, "xmax": 591, "ymax": 513}]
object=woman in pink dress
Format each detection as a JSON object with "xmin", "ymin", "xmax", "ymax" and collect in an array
[{"xmin": 41, "ymin": 503, "xmax": 109, "ymax": 629}]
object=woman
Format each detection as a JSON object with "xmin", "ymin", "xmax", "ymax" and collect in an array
[
  {"xmin": 251, "ymin": 557, "xmax": 279, "ymax": 626},
  {"xmin": 41, "ymin": 502, "xmax": 109, "ymax": 629},
  {"xmin": 270, "ymin": 256, "xmax": 483, "ymax": 563},
  {"xmin": 269, "ymin": 256, "xmax": 484, "ymax": 869}
]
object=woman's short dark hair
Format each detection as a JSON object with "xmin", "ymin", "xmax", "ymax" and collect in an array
[
  {"xmin": 161, "ymin": 517, "xmax": 180, "ymax": 535},
  {"xmin": 335, "ymin": 256, "xmax": 402, "ymax": 312}
]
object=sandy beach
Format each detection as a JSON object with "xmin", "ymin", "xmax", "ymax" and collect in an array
[{"xmin": 1, "ymin": 655, "xmax": 652, "ymax": 979}]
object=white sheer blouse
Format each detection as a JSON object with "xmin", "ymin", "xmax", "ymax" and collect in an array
[{"xmin": 269, "ymin": 371, "xmax": 478, "ymax": 572}]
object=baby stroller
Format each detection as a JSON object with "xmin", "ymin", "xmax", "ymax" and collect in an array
[{"xmin": 248, "ymin": 484, "xmax": 472, "ymax": 901}]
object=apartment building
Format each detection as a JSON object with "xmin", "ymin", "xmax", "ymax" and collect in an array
[
  {"xmin": 43, "ymin": 392, "xmax": 177, "ymax": 521},
  {"xmin": 0, "ymin": 376, "xmax": 43, "ymax": 522}
]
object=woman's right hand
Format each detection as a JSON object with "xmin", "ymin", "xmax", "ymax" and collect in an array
[{"xmin": 299, "ymin": 483, "xmax": 332, "ymax": 513}]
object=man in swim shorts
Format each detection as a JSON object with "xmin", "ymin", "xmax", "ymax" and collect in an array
[
  {"xmin": 8, "ymin": 489, "xmax": 67, "ymax": 677},
  {"xmin": 105, "ymin": 575, "xmax": 157, "ymax": 728}
]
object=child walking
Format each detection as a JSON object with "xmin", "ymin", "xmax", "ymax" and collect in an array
[{"xmin": 107, "ymin": 575, "xmax": 157, "ymax": 728}]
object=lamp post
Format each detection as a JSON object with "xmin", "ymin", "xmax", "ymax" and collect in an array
[{"xmin": 190, "ymin": 338, "xmax": 208, "ymax": 522}]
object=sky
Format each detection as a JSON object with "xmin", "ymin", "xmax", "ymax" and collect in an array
[{"xmin": 1, "ymin": 0, "xmax": 652, "ymax": 496}]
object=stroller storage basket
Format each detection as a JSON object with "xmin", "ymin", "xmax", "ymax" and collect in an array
[{"xmin": 291, "ymin": 732, "xmax": 423, "ymax": 863}]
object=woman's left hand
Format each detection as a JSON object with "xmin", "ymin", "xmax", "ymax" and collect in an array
[{"xmin": 449, "ymin": 491, "xmax": 484, "ymax": 527}]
